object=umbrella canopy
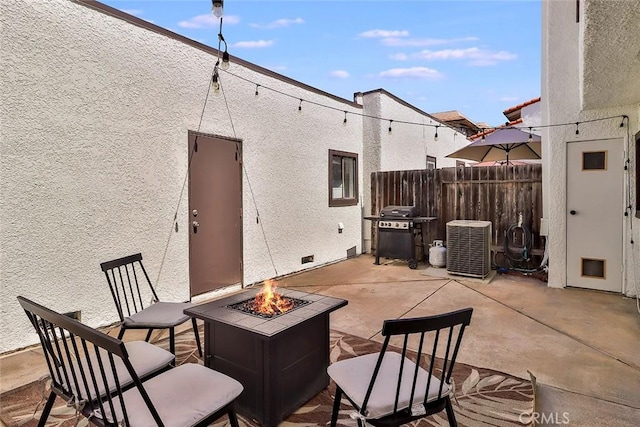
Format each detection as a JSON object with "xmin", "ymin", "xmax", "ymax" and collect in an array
[
  {"xmin": 446, "ymin": 128, "xmax": 541, "ymax": 164},
  {"xmin": 471, "ymin": 159, "xmax": 530, "ymax": 167}
]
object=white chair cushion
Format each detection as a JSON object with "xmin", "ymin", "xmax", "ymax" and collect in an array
[
  {"xmin": 327, "ymin": 351, "xmax": 450, "ymax": 419},
  {"xmin": 102, "ymin": 363, "xmax": 244, "ymax": 426},
  {"xmin": 61, "ymin": 340, "xmax": 174, "ymax": 398},
  {"xmin": 123, "ymin": 301, "xmax": 194, "ymax": 328}
]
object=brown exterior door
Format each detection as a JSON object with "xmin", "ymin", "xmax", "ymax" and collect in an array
[{"xmin": 188, "ymin": 132, "xmax": 242, "ymax": 296}]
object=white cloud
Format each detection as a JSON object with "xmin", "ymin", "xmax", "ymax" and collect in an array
[
  {"xmin": 414, "ymin": 47, "xmax": 517, "ymax": 65},
  {"xmin": 222, "ymin": 15, "xmax": 241, "ymax": 25},
  {"xmin": 178, "ymin": 14, "xmax": 218, "ymax": 28},
  {"xmin": 379, "ymin": 67, "xmax": 443, "ymax": 79},
  {"xmin": 250, "ymin": 18, "xmax": 304, "ymax": 29},
  {"xmin": 232, "ymin": 40, "xmax": 274, "ymax": 48},
  {"xmin": 390, "ymin": 53, "xmax": 408, "ymax": 61},
  {"xmin": 178, "ymin": 14, "xmax": 240, "ymax": 29},
  {"xmin": 122, "ymin": 9, "xmax": 143, "ymax": 16},
  {"xmin": 359, "ymin": 29, "xmax": 409, "ymax": 38},
  {"xmin": 381, "ymin": 36, "xmax": 479, "ymax": 47},
  {"xmin": 500, "ymin": 96, "xmax": 519, "ymax": 102},
  {"xmin": 330, "ymin": 70, "xmax": 350, "ymax": 78}
]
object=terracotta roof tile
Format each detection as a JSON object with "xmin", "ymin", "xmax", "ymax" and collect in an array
[
  {"xmin": 503, "ymin": 97, "xmax": 541, "ymax": 116},
  {"xmin": 469, "ymin": 118, "xmax": 523, "ymax": 140}
]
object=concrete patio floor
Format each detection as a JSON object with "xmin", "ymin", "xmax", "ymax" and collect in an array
[{"xmin": 1, "ymin": 254, "xmax": 639, "ymax": 426}]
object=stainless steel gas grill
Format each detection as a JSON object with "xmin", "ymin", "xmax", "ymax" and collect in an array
[{"xmin": 375, "ymin": 205, "xmax": 421, "ymax": 269}]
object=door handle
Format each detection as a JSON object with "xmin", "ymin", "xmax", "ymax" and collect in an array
[
  {"xmin": 192, "ymin": 221, "xmax": 199, "ymax": 233},
  {"xmin": 569, "ymin": 210, "xmax": 577, "ymax": 215}
]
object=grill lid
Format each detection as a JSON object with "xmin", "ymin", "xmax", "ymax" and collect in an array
[{"xmin": 380, "ymin": 205, "xmax": 419, "ymax": 218}]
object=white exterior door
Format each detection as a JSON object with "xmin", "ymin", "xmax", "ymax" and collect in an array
[{"xmin": 566, "ymin": 139, "xmax": 623, "ymax": 292}]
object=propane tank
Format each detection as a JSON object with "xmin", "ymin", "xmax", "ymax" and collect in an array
[{"xmin": 429, "ymin": 240, "xmax": 447, "ymax": 268}]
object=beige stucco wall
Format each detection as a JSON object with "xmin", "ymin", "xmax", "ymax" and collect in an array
[
  {"xmin": 542, "ymin": 0, "xmax": 639, "ymax": 296},
  {"xmin": 0, "ymin": 0, "xmax": 365, "ymax": 353},
  {"xmin": 358, "ymin": 90, "xmax": 469, "ymax": 253},
  {"xmin": 521, "ymin": 102, "xmax": 542, "ymax": 131},
  {"xmin": 375, "ymin": 92, "xmax": 468, "ymax": 172}
]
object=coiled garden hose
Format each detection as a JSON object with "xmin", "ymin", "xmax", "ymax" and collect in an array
[{"xmin": 503, "ymin": 223, "xmax": 533, "ymax": 264}]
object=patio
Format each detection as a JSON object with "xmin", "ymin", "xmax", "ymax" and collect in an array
[{"xmin": 1, "ymin": 255, "xmax": 639, "ymax": 426}]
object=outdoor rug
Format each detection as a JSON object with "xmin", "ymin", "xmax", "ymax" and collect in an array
[{"xmin": 0, "ymin": 326, "xmax": 534, "ymax": 426}]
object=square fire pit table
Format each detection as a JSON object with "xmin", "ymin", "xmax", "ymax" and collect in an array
[{"xmin": 184, "ymin": 288, "xmax": 348, "ymax": 427}]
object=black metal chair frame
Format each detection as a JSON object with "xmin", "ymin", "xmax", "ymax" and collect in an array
[
  {"xmin": 330, "ymin": 308, "xmax": 473, "ymax": 427},
  {"xmin": 17, "ymin": 296, "xmax": 240, "ymax": 427},
  {"xmin": 100, "ymin": 253, "xmax": 202, "ymax": 356}
]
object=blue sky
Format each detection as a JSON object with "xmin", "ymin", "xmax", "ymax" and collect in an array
[{"xmin": 102, "ymin": 0, "xmax": 541, "ymax": 126}]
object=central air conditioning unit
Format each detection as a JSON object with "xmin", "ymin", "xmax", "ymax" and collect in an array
[{"xmin": 446, "ymin": 220, "xmax": 492, "ymax": 278}]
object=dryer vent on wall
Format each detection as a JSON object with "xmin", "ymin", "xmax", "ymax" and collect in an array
[{"xmin": 446, "ymin": 220, "xmax": 492, "ymax": 278}]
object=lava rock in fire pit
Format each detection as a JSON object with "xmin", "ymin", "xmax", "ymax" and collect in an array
[
  {"xmin": 226, "ymin": 296, "xmax": 310, "ymax": 319},
  {"xmin": 184, "ymin": 288, "xmax": 348, "ymax": 427},
  {"xmin": 225, "ymin": 279, "xmax": 311, "ymax": 319}
]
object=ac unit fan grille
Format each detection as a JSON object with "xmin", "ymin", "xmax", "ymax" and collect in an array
[{"xmin": 446, "ymin": 221, "xmax": 492, "ymax": 278}]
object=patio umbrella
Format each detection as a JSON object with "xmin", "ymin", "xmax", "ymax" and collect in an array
[
  {"xmin": 446, "ymin": 128, "xmax": 541, "ymax": 164},
  {"xmin": 471, "ymin": 159, "xmax": 530, "ymax": 167}
]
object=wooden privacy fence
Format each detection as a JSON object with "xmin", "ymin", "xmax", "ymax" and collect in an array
[{"xmin": 370, "ymin": 164, "xmax": 543, "ymax": 256}]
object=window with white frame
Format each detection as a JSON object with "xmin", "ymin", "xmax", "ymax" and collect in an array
[{"xmin": 329, "ymin": 149, "xmax": 358, "ymax": 207}]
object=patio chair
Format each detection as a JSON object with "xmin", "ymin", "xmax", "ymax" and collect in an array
[
  {"xmin": 100, "ymin": 253, "xmax": 202, "ymax": 356},
  {"xmin": 327, "ymin": 307, "xmax": 473, "ymax": 427},
  {"xmin": 17, "ymin": 296, "xmax": 243, "ymax": 427}
]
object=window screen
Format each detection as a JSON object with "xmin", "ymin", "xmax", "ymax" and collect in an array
[
  {"xmin": 581, "ymin": 258, "xmax": 605, "ymax": 279},
  {"xmin": 426, "ymin": 156, "xmax": 437, "ymax": 170},
  {"xmin": 582, "ymin": 151, "xmax": 606, "ymax": 170},
  {"xmin": 329, "ymin": 149, "xmax": 358, "ymax": 207}
]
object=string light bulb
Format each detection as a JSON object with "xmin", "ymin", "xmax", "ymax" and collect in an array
[
  {"xmin": 528, "ymin": 127, "xmax": 533, "ymax": 143},
  {"xmin": 343, "ymin": 111, "xmax": 348, "ymax": 124},
  {"xmin": 211, "ymin": 72, "xmax": 220, "ymax": 94},
  {"xmin": 197, "ymin": 68, "xmax": 629, "ymax": 139},
  {"xmin": 220, "ymin": 49, "xmax": 230, "ymax": 70},
  {"xmin": 211, "ymin": 0, "xmax": 223, "ymax": 18},
  {"xmin": 434, "ymin": 125, "xmax": 439, "ymax": 141}
]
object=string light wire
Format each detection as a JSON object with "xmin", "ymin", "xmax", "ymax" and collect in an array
[
  {"xmin": 620, "ymin": 114, "xmax": 639, "ymax": 313},
  {"xmin": 220, "ymin": 78, "xmax": 279, "ymax": 277},
  {"xmin": 147, "ymin": 2, "xmax": 636, "ymax": 297},
  {"xmin": 154, "ymin": 14, "xmax": 281, "ymax": 288},
  {"xmin": 221, "ymin": 69, "xmax": 628, "ymax": 137},
  {"xmin": 155, "ymin": 68, "xmax": 214, "ymax": 290}
]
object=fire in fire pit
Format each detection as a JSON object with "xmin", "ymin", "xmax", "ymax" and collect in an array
[{"xmin": 226, "ymin": 279, "xmax": 310, "ymax": 319}]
